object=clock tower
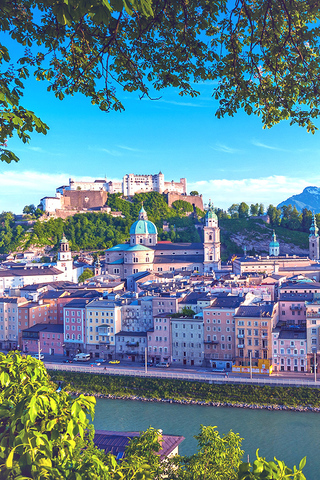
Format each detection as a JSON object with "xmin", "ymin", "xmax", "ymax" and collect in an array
[{"xmin": 57, "ymin": 233, "xmax": 74, "ymax": 279}]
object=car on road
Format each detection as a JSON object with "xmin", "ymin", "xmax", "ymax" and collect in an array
[
  {"xmin": 109, "ymin": 360, "xmax": 120, "ymax": 364},
  {"xmin": 155, "ymin": 362, "xmax": 170, "ymax": 368},
  {"xmin": 94, "ymin": 358, "xmax": 106, "ymax": 363},
  {"xmin": 31, "ymin": 354, "xmax": 44, "ymax": 360}
]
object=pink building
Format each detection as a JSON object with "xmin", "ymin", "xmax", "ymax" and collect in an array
[
  {"xmin": 147, "ymin": 314, "xmax": 172, "ymax": 364},
  {"xmin": 63, "ymin": 298, "xmax": 89, "ymax": 357},
  {"xmin": 278, "ymin": 293, "xmax": 312, "ymax": 325},
  {"xmin": 272, "ymin": 328, "xmax": 307, "ymax": 373},
  {"xmin": 22, "ymin": 323, "xmax": 64, "ymax": 356},
  {"xmin": 203, "ymin": 296, "xmax": 243, "ymax": 370}
]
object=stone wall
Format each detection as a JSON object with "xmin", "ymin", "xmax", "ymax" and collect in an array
[
  {"xmin": 166, "ymin": 192, "xmax": 204, "ymax": 210},
  {"xmin": 61, "ymin": 190, "xmax": 108, "ymax": 210}
]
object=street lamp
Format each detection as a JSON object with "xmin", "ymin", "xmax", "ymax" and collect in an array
[
  {"xmin": 312, "ymin": 347, "xmax": 317, "ymax": 383},
  {"xmin": 145, "ymin": 347, "xmax": 147, "ymax": 374}
]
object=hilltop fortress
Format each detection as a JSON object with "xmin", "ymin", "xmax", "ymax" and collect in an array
[{"xmin": 40, "ymin": 172, "xmax": 203, "ymax": 217}]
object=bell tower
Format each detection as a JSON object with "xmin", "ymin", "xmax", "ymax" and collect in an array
[
  {"xmin": 203, "ymin": 200, "xmax": 221, "ymax": 272},
  {"xmin": 309, "ymin": 214, "xmax": 319, "ymax": 260},
  {"xmin": 57, "ymin": 233, "xmax": 73, "ymax": 279}
]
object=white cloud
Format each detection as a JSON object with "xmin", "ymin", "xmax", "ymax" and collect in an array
[
  {"xmin": 251, "ymin": 140, "xmax": 287, "ymax": 151},
  {"xmin": 211, "ymin": 143, "xmax": 241, "ymax": 154},
  {"xmin": 88, "ymin": 146, "xmax": 123, "ymax": 157},
  {"xmin": 117, "ymin": 145, "xmax": 143, "ymax": 152},
  {"xmin": 188, "ymin": 175, "xmax": 319, "ymax": 209}
]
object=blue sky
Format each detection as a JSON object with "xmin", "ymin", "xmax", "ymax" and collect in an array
[{"xmin": 2, "ymin": 63, "xmax": 320, "ymax": 214}]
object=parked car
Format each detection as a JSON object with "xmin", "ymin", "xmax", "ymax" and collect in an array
[
  {"xmin": 94, "ymin": 358, "xmax": 106, "ymax": 363},
  {"xmin": 109, "ymin": 360, "xmax": 120, "ymax": 364},
  {"xmin": 31, "ymin": 354, "xmax": 44, "ymax": 360},
  {"xmin": 155, "ymin": 362, "xmax": 170, "ymax": 368}
]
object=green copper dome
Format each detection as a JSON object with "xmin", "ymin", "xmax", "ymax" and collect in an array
[
  {"xmin": 310, "ymin": 214, "xmax": 319, "ymax": 237},
  {"xmin": 130, "ymin": 204, "xmax": 157, "ymax": 235},
  {"xmin": 130, "ymin": 220, "xmax": 157, "ymax": 235},
  {"xmin": 206, "ymin": 200, "xmax": 218, "ymax": 221},
  {"xmin": 269, "ymin": 230, "xmax": 279, "ymax": 248}
]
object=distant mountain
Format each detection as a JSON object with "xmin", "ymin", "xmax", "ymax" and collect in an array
[{"xmin": 277, "ymin": 186, "xmax": 320, "ymax": 213}]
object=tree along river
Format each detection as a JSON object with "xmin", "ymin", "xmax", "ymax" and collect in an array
[{"xmin": 94, "ymin": 398, "xmax": 319, "ymax": 478}]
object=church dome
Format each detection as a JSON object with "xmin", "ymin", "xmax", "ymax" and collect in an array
[
  {"xmin": 130, "ymin": 219, "xmax": 157, "ymax": 235},
  {"xmin": 130, "ymin": 205, "xmax": 157, "ymax": 235}
]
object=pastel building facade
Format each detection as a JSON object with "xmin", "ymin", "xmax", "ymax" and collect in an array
[
  {"xmin": 171, "ymin": 316, "xmax": 204, "ymax": 367},
  {"xmin": 234, "ymin": 304, "xmax": 278, "ymax": 367},
  {"xmin": 147, "ymin": 314, "xmax": 172, "ymax": 364},
  {"xmin": 305, "ymin": 298, "xmax": 320, "ymax": 371},
  {"xmin": 272, "ymin": 329, "xmax": 307, "ymax": 373},
  {"xmin": 63, "ymin": 298, "xmax": 89, "ymax": 356},
  {"xmin": 0, "ymin": 297, "xmax": 27, "ymax": 350},
  {"xmin": 85, "ymin": 299, "xmax": 122, "ymax": 359},
  {"xmin": 203, "ymin": 296, "xmax": 243, "ymax": 370},
  {"xmin": 22, "ymin": 323, "xmax": 64, "ymax": 356},
  {"xmin": 115, "ymin": 331, "xmax": 147, "ymax": 362}
]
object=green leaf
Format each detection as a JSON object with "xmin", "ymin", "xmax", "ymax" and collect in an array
[{"xmin": 299, "ymin": 457, "xmax": 306, "ymax": 471}]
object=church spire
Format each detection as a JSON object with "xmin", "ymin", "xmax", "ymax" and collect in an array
[
  {"xmin": 138, "ymin": 202, "xmax": 148, "ymax": 220},
  {"xmin": 310, "ymin": 213, "xmax": 319, "ymax": 237}
]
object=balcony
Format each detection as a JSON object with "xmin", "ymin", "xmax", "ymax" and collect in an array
[
  {"xmin": 290, "ymin": 305, "xmax": 303, "ymax": 311},
  {"xmin": 237, "ymin": 334, "xmax": 245, "ymax": 339},
  {"xmin": 237, "ymin": 344, "xmax": 245, "ymax": 349},
  {"xmin": 306, "ymin": 312, "xmax": 320, "ymax": 318},
  {"xmin": 126, "ymin": 342, "xmax": 139, "ymax": 347},
  {"xmin": 204, "ymin": 340, "xmax": 219, "ymax": 345}
]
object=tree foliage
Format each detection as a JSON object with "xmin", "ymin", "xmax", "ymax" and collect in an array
[
  {"xmin": 0, "ymin": 354, "xmax": 307, "ymax": 480},
  {"xmin": 78, "ymin": 268, "xmax": 94, "ymax": 283},
  {"xmin": 2, "ymin": 1, "xmax": 320, "ymax": 161}
]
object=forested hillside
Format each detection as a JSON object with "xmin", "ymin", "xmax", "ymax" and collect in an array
[
  {"xmin": 0, "ymin": 193, "xmax": 204, "ymax": 255},
  {"xmin": 0, "ymin": 195, "xmax": 314, "ymax": 259}
]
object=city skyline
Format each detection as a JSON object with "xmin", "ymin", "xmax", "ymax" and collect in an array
[{"xmin": 2, "ymin": 72, "xmax": 320, "ymax": 214}]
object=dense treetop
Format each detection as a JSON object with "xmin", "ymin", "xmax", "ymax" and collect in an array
[{"xmin": 2, "ymin": 1, "xmax": 320, "ymax": 162}]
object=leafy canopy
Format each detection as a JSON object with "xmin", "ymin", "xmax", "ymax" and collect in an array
[
  {"xmin": 2, "ymin": 0, "xmax": 320, "ymax": 162},
  {"xmin": 0, "ymin": 353, "xmax": 307, "ymax": 479}
]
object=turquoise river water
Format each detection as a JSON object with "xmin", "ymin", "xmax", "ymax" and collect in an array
[{"xmin": 94, "ymin": 398, "xmax": 320, "ymax": 479}]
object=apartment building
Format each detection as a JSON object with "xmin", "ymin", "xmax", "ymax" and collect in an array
[
  {"xmin": 63, "ymin": 298, "xmax": 89, "ymax": 357},
  {"xmin": 85, "ymin": 299, "xmax": 122, "ymax": 359},
  {"xmin": 115, "ymin": 331, "xmax": 147, "ymax": 362},
  {"xmin": 272, "ymin": 328, "xmax": 307, "ymax": 373},
  {"xmin": 203, "ymin": 296, "xmax": 243, "ymax": 370},
  {"xmin": 147, "ymin": 313, "xmax": 172, "ymax": 364},
  {"xmin": 0, "ymin": 297, "xmax": 28, "ymax": 350},
  {"xmin": 171, "ymin": 316, "xmax": 203, "ymax": 367},
  {"xmin": 22, "ymin": 323, "xmax": 64, "ymax": 356},
  {"xmin": 234, "ymin": 304, "xmax": 278, "ymax": 367}
]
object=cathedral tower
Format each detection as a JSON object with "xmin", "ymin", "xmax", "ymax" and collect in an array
[
  {"xmin": 309, "ymin": 214, "xmax": 319, "ymax": 260},
  {"xmin": 203, "ymin": 200, "xmax": 221, "ymax": 272},
  {"xmin": 269, "ymin": 230, "xmax": 280, "ymax": 256}
]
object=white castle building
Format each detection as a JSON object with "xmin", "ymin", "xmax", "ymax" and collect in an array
[{"xmin": 41, "ymin": 172, "xmax": 187, "ymax": 213}]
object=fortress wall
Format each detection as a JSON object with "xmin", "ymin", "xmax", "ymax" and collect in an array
[
  {"xmin": 61, "ymin": 190, "xmax": 108, "ymax": 210},
  {"xmin": 166, "ymin": 192, "xmax": 204, "ymax": 211}
]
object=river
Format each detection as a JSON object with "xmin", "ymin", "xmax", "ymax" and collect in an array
[{"xmin": 94, "ymin": 398, "xmax": 320, "ymax": 479}]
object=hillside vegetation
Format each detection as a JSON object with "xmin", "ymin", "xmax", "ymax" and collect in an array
[{"xmin": 0, "ymin": 194, "xmax": 312, "ymax": 259}]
